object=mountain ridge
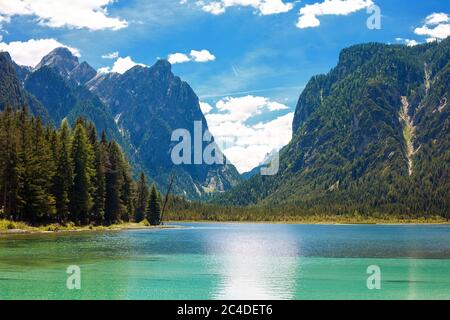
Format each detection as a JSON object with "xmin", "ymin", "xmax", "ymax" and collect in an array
[
  {"xmin": 0, "ymin": 48, "xmax": 241, "ymax": 199},
  {"xmin": 214, "ymin": 39, "xmax": 449, "ymax": 217}
]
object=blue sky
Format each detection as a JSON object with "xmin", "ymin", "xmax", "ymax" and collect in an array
[{"xmin": 1, "ymin": 0, "xmax": 449, "ymax": 172}]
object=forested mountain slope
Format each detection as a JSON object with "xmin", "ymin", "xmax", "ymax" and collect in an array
[{"xmin": 215, "ymin": 39, "xmax": 450, "ymax": 217}]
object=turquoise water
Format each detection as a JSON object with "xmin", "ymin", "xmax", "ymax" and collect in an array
[{"xmin": 1, "ymin": 223, "xmax": 450, "ymax": 300}]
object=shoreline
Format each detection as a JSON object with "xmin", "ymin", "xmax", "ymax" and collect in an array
[
  {"xmin": 167, "ymin": 220, "xmax": 450, "ymax": 225},
  {"xmin": 1, "ymin": 217, "xmax": 449, "ymax": 236},
  {"xmin": 0, "ymin": 221, "xmax": 184, "ymax": 236}
]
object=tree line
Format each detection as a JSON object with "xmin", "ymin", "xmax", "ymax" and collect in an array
[{"xmin": 0, "ymin": 107, "xmax": 162, "ymax": 226}]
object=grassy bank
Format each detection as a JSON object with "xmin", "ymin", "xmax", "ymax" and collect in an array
[{"xmin": 0, "ymin": 219, "xmax": 176, "ymax": 235}]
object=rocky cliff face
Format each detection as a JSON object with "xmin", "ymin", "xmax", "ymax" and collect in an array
[{"xmin": 88, "ymin": 60, "xmax": 241, "ymax": 198}]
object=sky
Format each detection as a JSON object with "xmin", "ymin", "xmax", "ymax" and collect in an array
[{"xmin": 0, "ymin": 0, "xmax": 449, "ymax": 173}]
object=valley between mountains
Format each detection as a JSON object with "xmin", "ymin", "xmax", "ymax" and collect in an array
[{"xmin": 1, "ymin": 38, "xmax": 449, "ymax": 221}]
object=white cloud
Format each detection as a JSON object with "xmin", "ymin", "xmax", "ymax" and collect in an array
[
  {"xmin": 102, "ymin": 51, "xmax": 119, "ymax": 59},
  {"xmin": 0, "ymin": 38, "xmax": 80, "ymax": 67},
  {"xmin": 167, "ymin": 49, "xmax": 216, "ymax": 64},
  {"xmin": 98, "ymin": 56, "xmax": 147, "ymax": 74},
  {"xmin": 190, "ymin": 49, "xmax": 216, "ymax": 62},
  {"xmin": 395, "ymin": 38, "xmax": 419, "ymax": 47},
  {"xmin": 424, "ymin": 13, "xmax": 449, "ymax": 26},
  {"xmin": 414, "ymin": 13, "xmax": 450, "ymax": 42},
  {"xmin": 296, "ymin": 0, "xmax": 374, "ymax": 29},
  {"xmin": 204, "ymin": 95, "xmax": 292, "ymax": 172},
  {"xmin": 199, "ymin": 101, "xmax": 213, "ymax": 114},
  {"xmin": 0, "ymin": 0, "xmax": 127, "ymax": 31},
  {"xmin": 194, "ymin": 0, "xmax": 294, "ymax": 16},
  {"xmin": 168, "ymin": 52, "xmax": 191, "ymax": 64},
  {"xmin": 97, "ymin": 66, "xmax": 111, "ymax": 74},
  {"xmin": 110, "ymin": 56, "xmax": 147, "ymax": 74}
]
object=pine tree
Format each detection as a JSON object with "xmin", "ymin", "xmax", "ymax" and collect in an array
[
  {"xmin": 88, "ymin": 126, "xmax": 106, "ymax": 225},
  {"xmin": 120, "ymin": 155, "xmax": 134, "ymax": 222},
  {"xmin": 0, "ymin": 110, "xmax": 142, "ymax": 226},
  {"xmin": 29, "ymin": 118, "xmax": 56, "ymax": 222},
  {"xmin": 135, "ymin": 172, "xmax": 149, "ymax": 222},
  {"xmin": 53, "ymin": 120, "xmax": 73, "ymax": 223},
  {"xmin": 0, "ymin": 106, "xmax": 21, "ymax": 220},
  {"xmin": 104, "ymin": 140, "xmax": 124, "ymax": 225},
  {"xmin": 70, "ymin": 119, "xmax": 94, "ymax": 225},
  {"xmin": 146, "ymin": 185, "xmax": 161, "ymax": 226}
]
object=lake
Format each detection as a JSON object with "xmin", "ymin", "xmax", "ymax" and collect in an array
[{"xmin": 1, "ymin": 223, "xmax": 450, "ymax": 300}]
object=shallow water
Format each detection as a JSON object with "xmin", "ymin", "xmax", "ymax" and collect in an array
[{"xmin": 1, "ymin": 223, "xmax": 450, "ymax": 300}]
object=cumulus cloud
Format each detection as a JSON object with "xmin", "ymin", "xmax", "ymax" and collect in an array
[
  {"xmin": 204, "ymin": 95, "xmax": 292, "ymax": 172},
  {"xmin": 102, "ymin": 51, "xmax": 119, "ymax": 59},
  {"xmin": 199, "ymin": 101, "xmax": 213, "ymax": 114},
  {"xmin": 98, "ymin": 56, "xmax": 147, "ymax": 74},
  {"xmin": 414, "ymin": 12, "xmax": 450, "ymax": 42},
  {"xmin": 167, "ymin": 49, "xmax": 216, "ymax": 64},
  {"xmin": 190, "ymin": 49, "xmax": 216, "ymax": 62},
  {"xmin": 0, "ymin": 0, "xmax": 127, "ymax": 31},
  {"xmin": 395, "ymin": 38, "xmax": 419, "ymax": 47},
  {"xmin": 0, "ymin": 38, "xmax": 80, "ymax": 67},
  {"xmin": 296, "ymin": 0, "xmax": 374, "ymax": 29},
  {"xmin": 168, "ymin": 52, "xmax": 191, "ymax": 64},
  {"xmin": 193, "ymin": 0, "xmax": 294, "ymax": 16}
]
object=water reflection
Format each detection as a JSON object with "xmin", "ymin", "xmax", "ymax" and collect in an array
[{"xmin": 205, "ymin": 225, "xmax": 301, "ymax": 300}]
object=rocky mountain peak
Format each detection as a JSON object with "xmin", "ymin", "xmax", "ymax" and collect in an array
[
  {"xmin": 35, "ymin": 47, "xmax": 79, "ymax": 76},
  {"xmin": 35, "ymin": 47, "xmax": 97, "ymax": 85},
  {"xmin": 0, "ymin": 51, "xmax": 12, "ymax": 62},
  {"xmin": 69, "ymin": 61, "xmax": 97, "ymax": 85},
  {"xmin": 152, "ymin": 59, "xmax": 172, "ymax": 72}
]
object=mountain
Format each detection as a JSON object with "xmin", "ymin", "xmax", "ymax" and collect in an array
[
  {"xmin": 1, "ymin": 47, "xmax": 240, "ymax": 198},
  {"xmin": 34, "ymin": 47, "xmax": 96, "ymax": 86},
  {"xmin": 215, "ymin": 39, "xmax": 450, "ymax": 217},
  {"xmin": 0, "ymin": 52, "xmax": 50, "ymax": 121},
  {"xmin": 23, "ymin": 49, "xmax": 145, "ymax": 174},
  {"xmin": 87, "ymin": 60, "xmax": 241, "ymax": 198}
]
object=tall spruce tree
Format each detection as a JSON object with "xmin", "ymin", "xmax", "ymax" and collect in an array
[
  {"xmin": 87, "ymin": 126, "xmax": 106, "ymax": 225},
  {"xmin": 30, "ymin": 118, "xmax": 56, "ymax": 222},
  {"xmin": 53, "ymin": 120, "xmax": 73, "ymax": 223},
  {"xmin": 70, "ymin": 119, "xmax": 94, "ymax": 225},
  {"xmin": 146, "ymin": 185, "xmax": 161, "ymax": 226},
  {"xmin": 135, "ymin": 172, "xmax": 149, "ymax": 222},
  {"xmin": 0, "ymin": 107, "xmax": 21, "ymax": 220},
  {"xmin": 120, "ymin": 155, "xmax": 134, "ymax": 222},
  {"xmin": 104, "ymin": 140, "xmax": 124, "ymax": 225}
]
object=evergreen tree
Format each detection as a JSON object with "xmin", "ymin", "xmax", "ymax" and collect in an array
[
  {"xmin": 0, "ymin": 110, "xmax": 142, "ymax": 226},
  {"xmin": 120, "ymin": 155, "xmax": 134, "ymax": 222},
  {"xmin": 88, "ymin": 126, "xmax": 106, "ymax": 225},
  {"xmin": 104, "ymin": 140, "xmax": 124, "ymax": 225},
  {"xmin": 70, "ymin": 119, "xmax": 94, "ymax": 225},
  {"xmin": 30, "ymin": 118, "xmax": 56, "ymax": 222},
  {"xmin": 0, "ymin": 107, "xmax": 21, "ymax": 220},
  {"xmin": 146, "ymin": 185, "xmax": 161, "ymax": 226},
  {"xmin": 53, "ymin": 120, "xmax": 73, "ymax": 223},
  {"xmin": 135, "ymin": 172, "xmax": 149, "ymax": 222}
]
